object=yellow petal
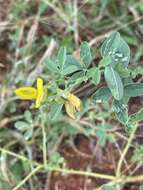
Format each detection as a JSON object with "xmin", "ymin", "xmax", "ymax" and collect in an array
[
  {"xmin": 36, "ymin": 77, "xmax": 44, "ymax": 108},
  {"xmin": 67, "ymin": 94, "xmax": 81, "ymax": 111},
  {"xmin": 15, "ymin": 87, "xmax": 37, "ymax": 99},
  {"xmin": 65, "ymin": 101, "xmax": 76, "ymax": 119}
]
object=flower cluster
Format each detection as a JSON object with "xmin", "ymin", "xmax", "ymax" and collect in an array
[{"xmin": 15, "ymin": 78, "xmax": 81, "ymax": 119}]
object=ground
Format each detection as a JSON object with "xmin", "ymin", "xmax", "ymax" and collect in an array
[{"xmin": 0, "ymin": 1, "xmax": 143, "ymax": 190}]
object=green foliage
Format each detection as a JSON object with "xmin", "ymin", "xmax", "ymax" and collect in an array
[
  {"xmin": 132, "ymin": 145, "xmax": 143, "ymax": 166},
  {"xmin": 80, "ymin": 42, "xmax": 92, "ymax": 68},
  {"xmin": 124, "ymin": 83, "xmax": 143, "ymax": 97},
  {"xmin": 101, "ymin": 32, "xmax": 130, "ymax": 67},
  {"xmin": 101, "ymin": 185, "xmax": 117, "ymax": 190},
  {"xmin": 96, "ymin": 124, "xmax": 115, "ymax": 146},
  {"xmin": 86, "ymin": 124, "xmax": 115, "ymax": 147},
  {"xmin": 48, "ymin": 103, "xmax": 63, "ymax": 121},
  {"xmin": 139, "ymin": 185, "xmax": 143, "ymax": 190},
  {"xmin": 57, "ymin": 46, "xmax": 67, "ymax": 72},
  {"xmin": 92, "ymin": 87, "xmax": 112, "ymax": 102},
  {"xmin": 113, "ymin": 100, "xmax": 129, "ymax": 125},
  {"xmin": 87, "ymin": 67, "xmax": 101, "ymax": 85},
  {"xmin": 99, "ymin": 55, "xmax": 112, "ymax": 67},
  {"xmin": 130, "ymin": 109, "xmax": 143, "ymax": 123},
  {"xmin": 14, "ymin": 111, "xmax": 33, "ymax": 140},
  {"xmin": 63, "ymin": 55, "xmax": 82, "ymax": 75},
  {"xmin": 49, "ymin": 152, "xmax": 65, "ymax": 167},
  {"xmin": 2, "ymin": 1, "xmax": 143, "ymax": 189},
  {"xmin": 104, "ymin": 66, "xmax": 123, "ymax": 100}
]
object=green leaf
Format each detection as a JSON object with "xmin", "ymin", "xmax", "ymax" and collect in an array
[
  {"xmin": 101, "ymin": 185, "xmax": 117, "ymax": 190},
  {"xmin": 48, "ymin": 103, "xmax": 63, "ymax": 121},
  {"xmin": 139, "ymin": 185, "xmax": 143, "ymax": 190},
  {"xmin": 63, "ymin": 55, "xmax": 82, "ymax": 75},
  {"xmin": 87, "ymin": 67, "xmax": 101, "ymax": 85},
  {"xmin": 44, "ymin": 59, "xmax": 59, "ymax": 73},
  {"xmin": 124, "ymin": 83, "xmax": 143, "ymax": 97},
  {"xmin": 14, "ymin": 121, "xmax": 33, "ymax": 140},
  {"xmin": 132, "ymin": 145, "xmax": 143, "ymax": 166},
  {"xmin": 101, "ymin": 32, "xmax": 121, "ymax": 57},
  {"xmin": 99, "ymin": 55, "xmax": 112, "ymax": 67},
  {"xmin": 57, "ymin": 46, "xmax": 67, "ymax": 71},
  {"xmin": 50, "ymin": 152, "xmax": 64, "ymax": 165},
  {"xmin": 96, "ymin": 124, "xmax": 115, "ymax": 147},
  {"xmin": 92, "ymin": 87, "xmax": 112, "ymax": 102},
  {"xmin": 130, "ymin": 66, "xmax": 143, "ymax": 78},
  {"xmin": 15, "ymin": 121, "xmax": 29, "ymax": 131},
  {"xmin": 24, "ymin": 110, "xmax": 32, "ymax": 123},
  {"xmin": 104, "ymin": 66, "xmax": 123, "ymax": 100},
  {"xmin": 114, "ymin": 63, "xmax": 130, "ymax": 78},
  {"xmin": 38, "ymin": 0, "xmax": 48, "ymax": 15},
  {"xmin": 113, "ymin": 100, "xmax": 129, "ymax": 125},
  {"xmin": 80, "ymin": 42, "xmax": 92, "ymax": 68},
  {"xmin": 130, "ymin": 109, "xmax": 143, "ymax": 123},
  {"xmin": 101, "ymin": 32, "xmax": 130, "ymax": 67},
  {"xmin": 117, "ymin": 38, "xmax": 130, "ymax": 67}
]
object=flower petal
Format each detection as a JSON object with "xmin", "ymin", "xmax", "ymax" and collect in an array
[
  {"xmin": 68, "ymin": 94, "xmax": 81, "ymax": 111},
  {"xmin": 65, "ymin": 101, "xmax": 76, "ymax": 119},
  {"xmin": 36, "ymin": 77, "xmax": 44, "ymax": 108},
  {"xmin": 15, "ymin": 87, "xmax": 37, "ymax": 99}
]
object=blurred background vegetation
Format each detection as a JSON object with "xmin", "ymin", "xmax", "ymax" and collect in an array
[{"xmin": 0, "ymin": 0, "xmax": 143, "ymax": 190}]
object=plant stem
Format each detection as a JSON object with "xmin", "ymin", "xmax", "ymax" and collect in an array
[
  {"xmin": 12, "ymin": 165, "xmax": 43, "ymax": 190},
  {"xmin": 116, "ymin": 125, "xmax": 138, "ymax": 177},
  {"xmin": 41, "ymin": 123, "xmax": 47, "ymax": 167},
  {"xmin": 0, "ymin": 147, "xmax": 39, "ymax": 166},
  {"xmin": 125, "ymin": 175, "xmax": 143, "ymax": 183},
  {"xmin": 1, "ymin": 145, "xmax": 143, "ymax": 189},
  {"xmin": 46, "ymin": 167, "xmax": 115, "ymax": 181}
]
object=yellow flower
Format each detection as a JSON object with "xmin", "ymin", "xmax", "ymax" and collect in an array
[
  {"xmin": 65, "ymin": 94, "xmax": 81, "ymax": 119},
  {"xmin": 15, "ymin": 78, "xmax": 44, "ymax": 108}
]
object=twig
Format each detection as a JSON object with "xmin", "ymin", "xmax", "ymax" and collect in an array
[
  {"xmin": 12, "ymin": 165, "xmax": 43, "ymax": 190},
  {"xmin": 26, "ymin": 38, "xmax": 57, "ymax": 85},
  {"xmin": 116, "ymin": 125, "xmax": 138, "ymax": 177}
]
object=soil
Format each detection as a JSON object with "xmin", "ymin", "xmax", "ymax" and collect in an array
[{"xmin": 49, "ymin": 135, "xmax": 142, "ymax": 190}]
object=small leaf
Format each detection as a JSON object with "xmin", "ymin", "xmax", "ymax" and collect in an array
[
  {"xmin": 130, "ymin": 109, "xmax": 143, "ymax": 123},
  {"xmin": 101, "ymin": 32, "xmax": 130, "ymax": 67},
  {"xmin": 132, "ymin": 145, "xmax": 143, "ymax": 166},
  {"xmin": 96, "ymin": 124, "xmax": 114, "ymax": 147},
  {"xmin": 114, "ymin": 63, "xmax": 130, "ymax": 78},
  {"xmin": 14, "ymin": 121, "xmax": 33, "ymax": 140},
  {"xmin": 139, "ymin": 185, "xmax": 143, "ymax": 190},
  {"xmin": 50, "ymin": 152, "xmax": 64, "ymax": 165},
  {"xmin": 117, "ymin": 38, "xmax": 130, "ymax": 67},
  {"xmin": 15, "ymin": 121, "xmax": 29, "ymax": 131},
  {"xmin": 24, "ymin": 127, "xmax": 33, "ymax": 140},
  {"xmin": 101, "ymin": 185, "xmax": 117, "ymax": 190},
  {"xmin": 80, "ymin": 42, "xmax": 92, "ymax": 68},
  {"xmin": 57, "ymin": 46, "xmax": 67, "ymax": 71},
  {"xmin": 92, "ymin": 87, "xmax": 112, "ymax": 102},
  {"xmin": 101, "ymin": 32, "xmax": 120, "ymax": 57},
  {"xmin": 124, "ymin": 83, "xmax": 143, "ymax": 97},
  {"xmin": 24, "ymin": 110, "xmax": 32, "ymax": 123},
  {"xmin": 113, "ymin": 100, "xmax": 129, "ymax": 125},
  {"xmin": 44, "ymin": 59, "xmax": 59, "ymax": 73},
  {"xmin": 63, "ymin": 55, "xmax": 82, "ymax": 75},
  {"xmin": 104, "ymin": 66, "xmax": 123, "ymax": 100},
  {"xmin": 87, "ymin": 67, "xmax": 101, "ymax": 85},
  {"xmin": 99, "ymin": 55, "xmax": 112, "ymax": 67},
  {"xmin": 49, "ymin": 103, "xmax": 63, "ymax": 121},
  {"xmin": 38, "ymin": 0, "xmax": 48, "ymax": 15}
]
